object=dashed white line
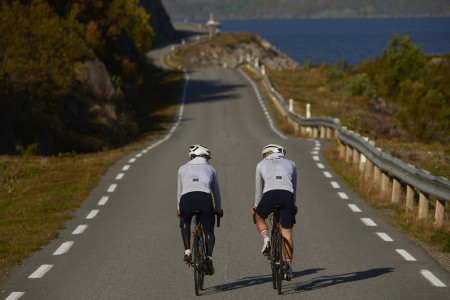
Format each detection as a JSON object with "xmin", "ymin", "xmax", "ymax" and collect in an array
[
  {"xmin": 122, "ymin": 165, "xmax": 130, "ymax": 171},
  {"xmin": 128, "ymin": 158, "xmax": 137, "ymax": 163},
  {"xmin": 396, "ymin": 249, "xmax": 416, "ymax": 261},
  {"xmin": 376, "ymin": 232, "xmax": 394, "ymax": 242},
  {"xmin": 323, "ymin": 171, "xmax": 332, "ymax": 178},
  {"xmin": 107, "ymin": 184, "xmax": 117, "ymax": 192},
  {"xmin": 5, "ymin": 292, "xmax": 25, "ymax": 300},
  {"xmin": 29, "ymin": 264, "xmax": 53, "ymax": 278},
  {"xmin": 311, "ymin": 151, "xmax": 319, "ymax": 155},
  {"xmin": 317, "ymin": 163, "xmax": 325, "ymax": 169},
  {"xmin": 361, "ymin": 218, "xmax": 377, "ymax": 226},
  {"xmin": 72, "ymin": 225, "xmax": 88, "ymax": 235},
  {"xmin": 338, "ymin": 192, "xmax": 349, "ymax": 199},
  {"xmin": 115, "ymin": 173, "xmax": 124, "ymax": 180},
  {"xmin": 348, "ymin": 204, "xmax": 361, "ymax": 212},
  {"xmin": 135, "ymin": 153, "xmax": 143, "ymax": 158},
  {"xmin": 312, "ymin": 155, "xmax": 320, "ymax": 161},
  {"xmin": 98, "ymin": 196, "xmax": 109, "ymax": 206},
  {"xmin": 331, "ymin": 181, "xmax": 340, "ymax": 188},
  {"xmin": 53, "ymin": 241, "xmax": 74, "ymax": 255},
  {"xmin": 420, "ymin": 270, "xmax": 446, "ymax": 287},
  {"xmin": 86, "ymin": 209, "xmax": 99, "ymax": 219}
]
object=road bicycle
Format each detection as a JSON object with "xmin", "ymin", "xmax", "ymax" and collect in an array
[
  {"xmin": 187, "ymin": 210, "xmax": 221, "ymax": 296},
  {"xmin": 270, "ymin": 205, "xmax": 287, "ymax": 294}
]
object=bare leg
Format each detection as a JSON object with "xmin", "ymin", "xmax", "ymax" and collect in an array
[
  {"xmin": 255, "ymin": 213, "xmax": 268, "ymax": 233},
  {"xmin": 280, "ymin": 227, "xmax": 293, "ymax": 261}
]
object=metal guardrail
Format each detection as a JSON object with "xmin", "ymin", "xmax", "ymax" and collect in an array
[{"xmin": 240, "ymin": 61, "xmax": 450, "ymax": 203}]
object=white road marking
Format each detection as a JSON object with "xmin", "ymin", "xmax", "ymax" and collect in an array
[
  {"xmin": 331, "ymin": 181, "xmax": 340, "ymax": 188},
  {"xmin": 313, "ymin": 147, "xmax": 320, "ymax": 151},
  {"xmin": 98, "ymin": 196, "xmax": 109, "ymax": 206},
  {"xmin": 317, "ymin": 163, "xmax": 325, "ymax": 169},
  {"xmin": 313, "ymin": 155, "xmax": 320, "ymax": 161},
  {"xmin": 107, "ymin": 184, "xmax": 117, "ymax": 192},
  {"xmin": 128, "ymin": 158, "xmax": 137, "ymax": 163},
  {"xmin": 376, "ymin": 232, "xmax": 394, "ymax": 242},
  {"xmin": 72, "ymin": 225, "xmax": 88, "ymax": 235},
  {"xmin": 135, "ymin": 153, "xmax": 142, "ymax": 158},
  {"xmin": 420, "ymin": 270, "xmax": 446, "ymax": 287},
  {"xmin": 86, "ymin": 210, "xmax": 99, "ymax": 219},
  {"xmin": 396, "ymin": 249, "xmax": 416, "ymax": 261},
  {"xmin": 361, "ymin": 218, "xmax": 377, "ymax": 226},
  {"xmin": 338, "ymin": 192, "xmax": 349, "ymax": 199},
  {"xmin": 29, "ymin": 264, "xmax": 53, "ymax": 278},
  {"xmin": 53, "ymin": 241, "xmax": 74, "ymax": 255},
  {"xmin": 323, "ymin": 171, "xmax": 332, "ymax": 178},
  {"xmin": 348, "ymin": 204, "xmax": 361, "ymax": 212},
  {"xmin": 122, "ymin": 165, "xmax": 130, "ymax": 171},
  {"xmin": 5, "ymin": 292, "xmax": 25, "ymax": 300},
  {"xmin": 311, "ymin": 151, "xmax": 319, "ymax": 155},
  {"xmin": 115, "ymin": 173, "xmax": 124, "ymax": 180}
]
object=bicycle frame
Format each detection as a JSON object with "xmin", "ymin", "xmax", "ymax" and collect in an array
[{"xmin": 269, "ymin": 205, "xmax": 285, "ymax": 294}]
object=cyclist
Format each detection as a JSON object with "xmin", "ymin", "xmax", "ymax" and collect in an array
[
  {"xmin": 252, "ymin": 144, "xmax": 297, "ymax": 281},
  {"xmin": 177, "ymin": 144, "xmax": 223, "ymax": 276}
]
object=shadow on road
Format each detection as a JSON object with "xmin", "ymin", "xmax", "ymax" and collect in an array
[
  {"xmin": 201, "ymin": 268, "xmax": 325, "ymax": 295},
  {"xmin": 283, "ymin": 267, "xmax": 395, "ymax": 294}
]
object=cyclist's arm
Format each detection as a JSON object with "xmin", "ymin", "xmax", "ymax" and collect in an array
[
  {"xmin": 177, "ymin": 168, "xmax": 183, "ymax": 211},
  {"xmin": 292, "ymin": 164, "xmax": 297, "ymax": 205},
  {"xmin": 210, "ymin": 170, "xmax": 222, "ymax": 211},
  {"xmin": 255, "ymin": 164, "xmax": 264, "ymax": 207}
]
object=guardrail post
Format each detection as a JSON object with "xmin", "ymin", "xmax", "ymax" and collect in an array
[
  {"xmin": 338, "ymin": 142, "xmax": 346, "ymax": 159},
  {"xmin": 418, "ymin": 192, "xmax": 429, "ymax": 220},
  {"xmin": 326, "ymin": 127, "xmax": 332, "ymax": 139},
  {"xmin": 345, "ymin": 145, "xmax": 353, "ymax": 163},
  {"xmin": 373, "ymin": 165, "xmax": 382, "ymax": 187},
  {"xmin": 434, "ymin": 200, "xmax": 445, "ymax": 227},
  {"xmin": 359, "ymin": 153, "xmax": 366, "ymax": 172},
  {"xmin": 320, "ymin": 126, "xmax": 326, "ymax": 139},
  {"xmin": 391, "ymin": 178, "xmax": 401, "ymax": 204},
  {"xmin": 405, "ymin": 185, "xmax": 415, "ymax": 211},
  {"xmin": 364, "ymin": 159, "xmax": 373, "ymax": 180},
  {"xmin": 312, "ymin": 127, "xmax": 319, "ymax": 138},
  {"xmin": 352, "ymin": 149, "xmax": 360, "ymax": 165},
  {"xmin": 381, "ymin": 173, "xmax": 390, "ymax": 194}
]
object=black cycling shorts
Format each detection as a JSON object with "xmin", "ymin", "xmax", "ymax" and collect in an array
[
  {"xmin": 256, "ymin": 189, "xmax": 295, "ymax": 229},
  {"xmin": 179, "ymin": 191, "xmax": 215, "ymax": 230}
]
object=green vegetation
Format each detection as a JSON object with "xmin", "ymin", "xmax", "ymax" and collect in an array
[{"xmin": 0, "ymin": 0, "xmax": 163, "ymax": 155}]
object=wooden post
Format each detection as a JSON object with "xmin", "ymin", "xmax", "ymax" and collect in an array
[
  {"xmin": 381, "ymin": 173, "xmax": 390, "ymax": 194},
  {"xmin": 391, "ymin": 179, "xmax": 401, "ymax": 204},
  {"xmin": 418, "ymin": 192, "xmax": 429, "ymax": 220},
  {"xmin": 359, "ymin": 154, "xmax": 366, "ymax": 172},
  {"xmin": 345, "ymin": 145, "xmax": 353, "ymax": 163},
  {"xmin": 364, "ymin": 159, "xmax": 373, "ymax": 180},
  {"xmin": 434, "ymin": 200, "xmax": 445, "ymax": 227},
  {"xmin": 352, "ymin": 149, "xmax": 360, "ymax": 165},
  {"xmin": 405, "ymin": 185, "xmax": 415, "ymax": 211},
  {"xmin": 373, "ymin": 166, "xmax": 381, "ymax": 186}
]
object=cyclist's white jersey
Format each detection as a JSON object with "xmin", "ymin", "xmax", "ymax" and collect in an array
[
  {"xmin": 255, "ymin": 152, "xmax": 297, "ymax": 206},
  {"xmin": 177, "ymin": 156, "xmax": 222, "ymax": 211}
]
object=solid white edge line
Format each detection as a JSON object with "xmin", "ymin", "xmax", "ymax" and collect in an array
[
  {"xmin": 98, "ymin": 196, "xmax": 109, "ymax": 206},
  {"xmin": 396, "ymin": 249, "xmax": 417, "ymax": 261},
  {"xmin": 376, "ymin": 232, "xmax": 394, "ymax": 242},
  {"xmin": 86, "ymin": 209, "xmax": 99, "ymax": 219},
  {"xmin": 5, "ymin": 292, "xmax": 25, "ymax": 300},
  {"xmin": 53, "ymin": 241, "xmax": 74, "ymax": 255},
  {"xmin": 361, "ymin": 218, "xmax": 377, "ymax": 226},
  {"xmin": 72, "ymin": 224, "xmax": 88, "ymax": 235},
  {"xmin": 29, "ymin": 264, "xmax": 53, "ymax": 278},
  {"xmin": 348, "ymin": 204, "xmax": 361, "ymax": 212},
  {"xmin": 420, "ymin": 270, "xmax": 446, "ymax": 287},
  {"xmin": 338, "ymin": 192, "xmax": 349, "ymax": 199}
]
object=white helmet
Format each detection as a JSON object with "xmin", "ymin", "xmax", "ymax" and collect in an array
[
  {"xmin": 189, "ymin": 144, "xmax": 211, "ymax": 159},
  {"xmin": 262, "ymin": 144, "xmax": 286, "ymax": 157}
]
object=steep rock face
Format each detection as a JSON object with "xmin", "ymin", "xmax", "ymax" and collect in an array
[{"xmin": 141, "ymin": 0, "xmax": 176, "ymax": 45}]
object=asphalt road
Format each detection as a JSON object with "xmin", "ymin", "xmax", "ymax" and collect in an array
[{"xmin": 1, "ymin": 44, "xmax": 449, "ymax": 300}]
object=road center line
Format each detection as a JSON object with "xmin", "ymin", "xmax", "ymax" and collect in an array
[
  {"xmin": 331, "ymin": 181, "xmax": 340, "ymax": 188},
  {"xmin": 361, "ymin": 218, "xmax": 377, "ymax": 226},
  {"xmin": 420, "ymin": 270, "xmax": 446, "ymax": 287},
  {"xmin": 376, "ymin": 232, "xmax": 394, "ymax": 242},
  {"xmin": 396, "ymin": 249, "xmax": 416, "ymax": 261},
  {"xmin": 5, "ymin": 292, "xmax": 25, "ymax": 300},
  {"xmin": 53, "ymin": 241, "xmax": 74, "ymax": 255},
  {"xmin": 323, "ymin": 171, "xmax": 332, "ymax": 178},
  {"xmin": 29, "ymin": 264, "xmax": 53, "ymax": 278},
  {"xmin": 312, "ymin": 155, "xmax": 320, "ymax": 161},
  {"xmin": 72, "ymin": 225, "xmax": 88, "ymax": 235}
]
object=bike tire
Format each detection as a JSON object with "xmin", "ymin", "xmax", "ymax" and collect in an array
[
  {"xmin": 199, "ymin": 239, "xmax": 205, "ymax": 290},
  {"xmin": 271, "ymin": 234, "xmax": 278, "ymax": 289},
  {"xmin": 276, "ymin": 231, "xmax": 283, "ymax": 295},
  {"xmin": 193, "ymin": 236, "xmax": 201, "ymax": 296}
]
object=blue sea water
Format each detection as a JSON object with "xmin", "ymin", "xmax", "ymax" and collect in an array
[{"xmin": 221, "ymin": 18, "xmax": 450, "ymax": 65}]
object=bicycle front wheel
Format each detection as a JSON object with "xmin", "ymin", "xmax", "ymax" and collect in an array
[
  {"xmin": 276, "ymin": 231, "xmax": 283, "ymax": 294},
  {"xmin": 193, "ymin": 236, "xmax": 201, "ymax": 296}
]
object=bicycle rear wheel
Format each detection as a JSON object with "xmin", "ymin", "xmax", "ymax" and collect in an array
[
  {"xmin": 193, "ymin": 236, "xmax": 202, "ymax": 296},
  {"xmin": 271, "ymin": 233, "xmax": 278, "ymax": 289},
  {"xmin": 276, "ymin": 231, "xmax": 283, "ymax": 294}
]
